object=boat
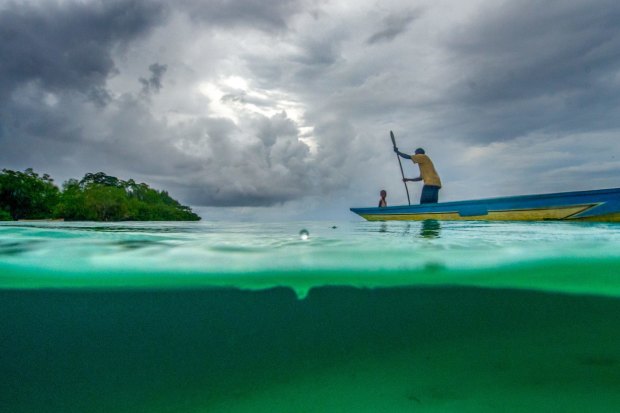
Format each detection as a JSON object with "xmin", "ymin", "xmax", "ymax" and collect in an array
[{"xmin": 350, "ymin": 187, "xmax": 620, "ymax": 222}]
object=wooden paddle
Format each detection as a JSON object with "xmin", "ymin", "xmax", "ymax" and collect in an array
[{"xmin": 390, "ymin": 130, "xmax": 411, "ymax": 205}]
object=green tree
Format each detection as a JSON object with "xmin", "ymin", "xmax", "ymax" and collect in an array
[
  {"xmin": 80, "ymin": 172, "xmax": 123, "ymax": 188},
  {"xmin": 0, "ymin": 208, "xmax": 12, "ymax": 221},
  {"xmin": 83, "ymin": 185, "xmax": 129, "ymax": 221},
  {"xmin": 54, "ymin": 179, "xmax": 87, "ymax": 220},
  {"xmin": 0, "ymin": 169, "xmax": 200, "ymax": 221},
  {"xmin": 0, "ymin": 168, "xmax": 60, "ymax": 220}
]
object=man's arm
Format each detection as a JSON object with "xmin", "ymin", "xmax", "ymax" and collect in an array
[
  {"xmin": 403, "ymin": 177, "xmax": 422, "ymax": 182},
  {"xmin": 393, "ymin": 147, "xmax": 412, "ymax": 159}
]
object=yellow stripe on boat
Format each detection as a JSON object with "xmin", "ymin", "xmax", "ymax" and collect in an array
[{"xmin": 360, "ymin": 205, "xmax": 598, "ymax": 221}]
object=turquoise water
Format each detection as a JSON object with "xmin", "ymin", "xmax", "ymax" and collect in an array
[
  {"xmin": 1, "ymin": 220, "xmax": 620, "ymax": 412},
  {"xmin": 2, "ymin": 220, "xmax": 620, "ymax": 296}
]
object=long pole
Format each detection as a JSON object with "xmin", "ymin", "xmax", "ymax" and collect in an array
[{"xmin": 390, "ymin": 130, "xmax": 411, "ymax": 205}]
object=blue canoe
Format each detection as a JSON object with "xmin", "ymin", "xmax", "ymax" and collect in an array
[{"xmin": 350, "ymin": 187, "xmax": 620, "ymax": 222}]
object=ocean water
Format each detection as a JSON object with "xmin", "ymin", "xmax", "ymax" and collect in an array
[{"xmin": 1, "ymin": 220, "xmax": 620, "ymax": 412}]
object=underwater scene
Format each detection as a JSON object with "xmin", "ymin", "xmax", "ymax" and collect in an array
[{"xmin": 1, "ymin": 220, "xmax": 620, "ymax": 412}]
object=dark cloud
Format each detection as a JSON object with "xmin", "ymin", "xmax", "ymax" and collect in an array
[
  {"xmin": 0, "ymin": 0, "xmax": 173, "ymax": 194},
  {"xmin": 0, "ymin": 0, "xmax": 167, "ymax": 104},
  {"xmin": 177, "ymin": 0, "xmax": 313, "ymax": 31},
  {"xmin": 442, "ymin": 0, "xmax": 620, "ymax": 141},
  {"xmin": 166, "ymin": 111, "xmax": 315, "ymax": 207},
  {"xmin": 293, "ymin": 37, "xmax": 341, "ymax": 67},
  {"xmin": 140, "ymin": 63, "xmax": 168, "ymax": 94},
  {"xmin": 366, "ymin": 9, "xmax": 422, "ymax": 45},
  {"xmin": 254, "ymin": 111, "xmax": 299, "ymax": 147}
]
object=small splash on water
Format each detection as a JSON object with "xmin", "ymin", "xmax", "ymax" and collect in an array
[{"xmin": 299, "ymin": 229, "xmax": 309, "ymax": 241}]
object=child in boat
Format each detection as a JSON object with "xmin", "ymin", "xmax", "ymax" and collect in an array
[{"xmin": 378, "ymin": 190, "xmax": 387, "ymax": 207}]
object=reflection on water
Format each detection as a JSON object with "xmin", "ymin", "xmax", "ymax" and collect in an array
[
  {"xmin": 374, "ymin": 220, "xmax": 441, "ymax": 238},
  {"xmin": 420, "ymin": 220, "xmax": 441, "ymax": 238},
  {"xmin": 375, "ymin": 220, "xmax": 441, "ymax": 238}
]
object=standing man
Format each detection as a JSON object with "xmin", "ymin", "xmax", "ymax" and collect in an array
[{"xmin": 393, "ymin": 147, "xmax": 442, "ymax": 204}]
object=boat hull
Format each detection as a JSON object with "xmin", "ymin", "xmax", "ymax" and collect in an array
[{"xmin": 350, "ymin": 188, "xmax": 620, "ymax": 222}]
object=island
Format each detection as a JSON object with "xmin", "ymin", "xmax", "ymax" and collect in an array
[{"xmin": 0, "ymin": 169, "xmax": 201, "ymax": 221}]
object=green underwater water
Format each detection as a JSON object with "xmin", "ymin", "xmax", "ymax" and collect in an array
[{"xmin": 1, "ymin": 220, "xmax": 620, "ymax": 412}]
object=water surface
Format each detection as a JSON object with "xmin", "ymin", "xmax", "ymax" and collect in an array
[{"xmin": 2, "ymin": 220, "xmax": 620, "ymax": 296}]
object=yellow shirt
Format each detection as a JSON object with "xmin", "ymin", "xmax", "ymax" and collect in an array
[{"xmin": 411, "ymin": 154, "xmax": 442, "ymax": 187}]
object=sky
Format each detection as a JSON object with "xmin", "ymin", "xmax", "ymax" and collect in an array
[{"xmin": 1, "ymin": 0, "xmax": 620, "ymax": 220}]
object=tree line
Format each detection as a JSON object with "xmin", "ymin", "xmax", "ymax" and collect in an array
[{"xmin": 0, "ymin": 169, "xmax": 201, "ymax": 221}]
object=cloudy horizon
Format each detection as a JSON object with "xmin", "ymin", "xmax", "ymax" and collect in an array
[{"xmin": 2, "ymin": 0, "xmax": 620, "ymax": 220}]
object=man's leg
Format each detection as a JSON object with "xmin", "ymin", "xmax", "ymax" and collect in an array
[{"xmin": 420, "ymin": 185, "xmax": 439, "ymax": 204}]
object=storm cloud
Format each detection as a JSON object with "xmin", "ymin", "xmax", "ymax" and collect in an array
[
  {"xmin": 0, "ymin": 0, "xmax": 167, "ymax": 104},
  {"xmin": 366, "ymin": 10, "xmax": 422, "ymax": 45},
  {"xmin": 140, "ymin": 63, "xmax": 167, "ymax": 95},
  {"xmin": 1, "ymin": 0, "xmax": 620, "ymax": 218},
  {"xmin": 177, "ymin": 0, "xmax": 315, "ymax": 31},
  {"xmin": 442, "ymin": 0, "xmax": 620, "ymax": 141}
]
